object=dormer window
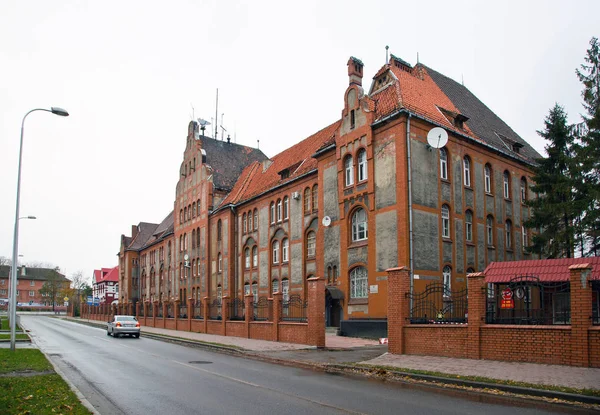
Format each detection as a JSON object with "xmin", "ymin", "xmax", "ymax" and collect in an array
[
  {"xmin": 279, "ymin": 169, "xmax": 290, "ymax": 180},
  {"xmin": 512, "ymin": 142, "xmax": 523, "ymax": 154}
]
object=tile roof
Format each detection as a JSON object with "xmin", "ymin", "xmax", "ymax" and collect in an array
[
  {"xmin": 425, "ymin": 65, "xmax": 542, "ymax": 162},
  {"xmin": 198, "ymin": 135, "xmax": 268, "ymax": 191},
  {"xmin": 219, "ymin": 121, "xmax": 340, "ymax": 207},
  {"xmin": 142, "ymin": 211, "xmax": 174, "ymax": 249},
  {"xmin": 0, "ymin": 265, "xmax": 68, "ymax": 282},
  {"xmin": 126, "ymin": 222, "xmax": 159, "ymax": 251},
  {"xmin": 484, "ymin": 257, "xmax": 600, "ymax": 283},
  {"xmin": 97, "ymin": 266, "xmax": 118, "ymax": 283}
]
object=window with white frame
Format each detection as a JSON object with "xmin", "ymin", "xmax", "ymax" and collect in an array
[
  {"xmin": 30, "ymin": 280, "xmax": 34, "ymax": 286},
  {"xmin": 312, "ymin": 185, "xmax": 318, "ymax": 211},
  {"xmin": 503, "ymin": 171, "xmax": 510, "ymax": 199},
  {"xmin": 218, "ymin": 253, "xmax": 222, "ymax": 272},
  {"xmin": 282, "ymin": 279, "xmax": 289, "ymax": 301},
  {"xmin": 272, "ymin": 240, "xmax": 280, "ymax": 264},
  {"xmin": 244, "ymin": 248, "xmax": 250, "ymax": 269},
  {"xmin": 304, "ymin": 187, "xmax": 311, "ymax": 214},
  {"xmin": 272, "ymin": 279, "xmax": 279, "ymax": 295},
  {"xmin": 29, "ymin": 290, "xmax": 35, "ymax": 297},
  {"xmin": 282, "ymin": 238, "xmax": 289, "ymax": 262},
  {"xmin": 253, "ymin": 209, "xmax": 258, "ymax": 230},
  {"xmin": 465, "ymin": 210, "xmax": 473, "ymax": 242},
  {"xmin": 243, "ymin": 213, "xmax": 247, "ymax": 234},
  {"xmin": 522, "ymin": 225, "xmax": 528, "ymax": 250},
  {"xmin": 463, "ymin": 156, "xmax": 471, "ymax": 187},
  {"xmin": 357, "ymin": 149, "xmax": 367, "ymax": 181},
  {"xmin": 442, "ymin": 205, "xmax": 450, "ymax": 238},
  {"xmin": 350, "ymin": 266, "xmax": 368, "ymax": 299},
  {"xmin": 276, "ymin": 199, "xmax": 282, "ymax": 222},
  {"xmin": 484, "ymin": 164, "xmax": 492, "ymax": 193},
  {"xmin": 244, "ymin": 283, "xmax": 250, "ymax": 296},
  {"xmin": 487, "ymin": 215, "xmax": 494, "ymax": 245},
  {"xmin": 252, "ymin": 246, "xmax": 258, "ymax": 267},
  {"xmin": 247, "ymin": 211, "xmax": 252, "ymax": 232},
  {"xmin": 270, "ymin": 202, "xmax": 275, "ymax": 224},
  {"xmin": 505, "ymin": 220, "xmax": 512, "ymax": 249},
  {"xmin": 440, "ymin": 148, "xmax": 448, "ymax": 180},
  {"xmin": 283, "ymin": 197, "xmax": 289, "ymax": 220},
  {"xmin": 307, "ymin": 231, "xmax": 316, "ymax": 258},
  {"xmin": 351, "ymin": 208, "xmax": 368, "ymax": 241},
  {"xmin": 443, "ymin": 265, "xmax": 452, "ymax": 297},
  {"xmin": 520, "ymin": 178, "xmax": 527, "ymax": 203},
  {"xmin": 344, "ymin": 155, "xmax": 354, "ymax": 186}
]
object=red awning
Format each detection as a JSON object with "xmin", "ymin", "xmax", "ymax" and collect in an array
[{"xmin": 484, "ymin": 257, "xmax": 600, "ymax": 283}]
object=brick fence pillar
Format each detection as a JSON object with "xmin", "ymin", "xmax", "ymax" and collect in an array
[
  {"xmin": 153, "ymin": 301, "xmax": 159, "ymax": 327},
  {"xmin": 187, "ymin": 298, "xmax": 193, "ymax": 331},
  {"xmin": 222, "ymin": 296, "xmax": 230, "ymax": 336},
  {"xmin": 467, "ymin": 272, "xmax": 486, "ymax": 360},
  {"xmin": 569, "ymin": 263, "xmax": 593, "ymax": 367},
  {"xmin": 272, "ymin": 292, "xmax": 283, "ymax": 342},
  {"xmin": 307, "ymin": 277, "xmax": 325, "ymax": 348},
  {"xmin": 143, "ymin": 301, "xmax": 149, "ymax": 325},
  {"xmin": 203, "ymin": 297, "xmax": 209, "ymax": 333},
  {"xmin": 386, "ymin": 267, "xmax": 410, "ymax": 354},
  {"xmin": 244, "ymin": 293, "xmax": 253, "ymax": 338},
  {"xmin": 174, "ymin": 299, "xmax": 180, "ymax": 319},
  {"xmin": 135, "ymin": 301, "xmax": 140, "ymax": 318}
]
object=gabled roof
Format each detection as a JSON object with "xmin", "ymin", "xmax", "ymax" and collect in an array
[
  {"xmin": 97, "ymin": 266, "xmax": 118, "ymax": 284},
  {"xmin": 197, "ymin": 135, "xmax": 268, "ymax": 191},
  {"xmin": 484, "ymin": 257, "xmax": 600, "ymax": 283},
  {"xmin": 219, "ymin": 121, "xmax": 340, "ymax": 207},
  {"xmin": 126, "ymin": 222, "xmax": 159, "ymax": 251},
  {"xmin": 142, "ymin": 211, "xmax": 174, "ymax": 249},
  {"xmin": 0, "ymin": 265, "xmax": 68, "ymax": 282},
  {"xmin": 425, "ymin": 65, "xmax": 542, "ymax": 161}
]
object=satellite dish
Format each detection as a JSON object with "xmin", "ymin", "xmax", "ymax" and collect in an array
[
  {"xmin": 197, "ymin": 118, "xmax": 210, "ymax": 127},
  {"xmin": 322, "ymin": 216, "xmax": 332, "ymax": 227},
  {"xmin": 427, "ymin": 127, "xmax": 448, "ymax": 149}
]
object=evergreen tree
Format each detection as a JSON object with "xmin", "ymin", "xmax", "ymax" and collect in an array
[
  {"xmin": 525, "ymin": 104, "xmax": 577, "ymax": 258},
  {"xmin": 575, "ymin": 37, "xmax": 600, "ymax": 256}
]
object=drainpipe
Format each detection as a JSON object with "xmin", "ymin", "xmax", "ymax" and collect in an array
[{"xmin": 406, "ymin": 114, "xmax": 414, "ymax": 306}]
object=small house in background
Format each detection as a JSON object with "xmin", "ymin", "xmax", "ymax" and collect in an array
[
  {"xmin": 92, "ymin": 266, "xmax": 119, "ymax": 305},
  {"xmin": 0, "ymin": 265, "xmax": 70, "ymax": 306}
]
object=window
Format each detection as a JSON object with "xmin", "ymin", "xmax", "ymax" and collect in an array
[
  {"xmin": 505, "ymin": 220, "xmax": 512, "ymax": 249},
  {"xmin": 350, "ymin": 267, "xmax": 368, "ymax": 299},
  {"xmin": 253, "ymin": 209, "xmax": 258, "ymax": 230},
  {"xmin": 179, "ymin": 210, "xmax": 183, "ymax": 224},
  {"xmin": 463, "ymin": 156, "xmax": 471, "ymax": 187},
  {"xmin": 252, "ymin": 282, "xmax": 258, "ymax": 303},
  {"xmin": 307, "ymin": 231, "xmax": 316, "ymax": 258},
  {"xmin": 184, "ymin": 207, "xmax": 188, "ymax": 221},
  {"xmin": 270, "ymin": 202, "xmax": 275, "ymax": 224},
  {"xmin": 244, "ymin": 248, "xmax": 250, "ymax": 269},
  {"xmin": 487, "ymin": 215, "xmax": 494, "ymax": 245},
  {"xmin": 282, "ymin": 238, "xmax": 289, "ymax": 262},
  {"xmin": 442, "ymin": 205, "xmax": 450, "ymax": 238},
  {"xmin": 30, "ymin": 280, "xmax": 35, "ymax": 286},
  {"xmin": 218, "ymin": 253, "xmax": 222, "ymax": 272},
  {"xmin": 192, "ymin": 202, "xmax": 196, "ymax": 218},
  {"xmin": 344, "ymin": 155, "xmax": 354, "ymax": 186},
  {"xmin": 520, "ymin": 178, "xmax": 527, "ymax": 203},
  {"xmin": 484, "ymin": 164, "xmax": 492, "ymax": 193},
  {"xmin": 276, "ymin": 199, "xmax": 282, "ymax": 222},
  {"xmin": 522, "ymin": 225, "xmax": 528, "ymax": 250},
  {"xmin": 29, "ymin": 290, "xmax": 35, "ymax": 297},
  {"xmin": 312, "ymin": 185, "xmax": 318, "ymax": 211},
  {"xmin": 244, "ymin": 283, "xmax": 250, "ymax": 296},
  {"xmin": 252, "ymin": 246, "xmax": 258, "ymax": 268},
  {"xmin": 282, "ymin": 279, "xmax": 289, "ymax": 301},
  {"xmin": 439, "ymin": 148, "xmax": 448, "ymax": 180},
  {"xmin": 192, "ymin": 229, "xmax": 196, "ymax": 249},
  {"xmin": 272, "ymin": 241, "xmax": 280, "ymax": 264},
  {"xmin": 503, "ymin": 171, "xmax": 510, "ymax": 199},
  {"xmin": 283, "ymin": 197, "xmax": 289, "ymax": 220},
  {"xmin": 247, "ymin": 210, "xmax": 252, "ymax": 231},
  {"xmin": 217, "ymin": 220, "xmax": 222, "ymax": 241},
  {"xmin": 465, "ymin": 210, "xmax": 473, "ymax": 242},
  {"xmin": 304, "ymin": 188, "xmax": 311, "ymax": 214},
  {"xmin": 272, "ymin": 279, "xmax": 279, "ymax": 295},
  {"xmin": 243, "ymin": 213, "xmax": 247, "ymax": 234},
  {"xmin": 350, "ymin": 109, "xmax": 355, "ymax": 129},
  {"xmin": 357, "ymin": 149, "xmax": 367, "ymax": 181},
  {"xmin": 351, "ymin": 208, "xmax": 368, "ymax": 241},
  {"xmin": 443, "ymin": 266, "xmax": 452, "ymax": 297}
]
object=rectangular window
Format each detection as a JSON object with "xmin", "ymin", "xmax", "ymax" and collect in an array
[
  {"xmin": 29, "ymin": 290, "xmax": 35, "ymax": 297},
  {"xmin": 30, "ymin": 280, "xmax": 35, "ymax": 286},
  {"xmin": 0, "ymin": 289, "xmax": 7, "ymax": 295}
]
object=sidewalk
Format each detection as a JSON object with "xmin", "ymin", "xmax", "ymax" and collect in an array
[{"xmin": 67, "ymin": 317, "xmax": 600, "ymax": 394}]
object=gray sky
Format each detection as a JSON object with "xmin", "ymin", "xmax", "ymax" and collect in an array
[{"xmin": 1, "ymin": 0, "xmax": 598, "ymax": 284}]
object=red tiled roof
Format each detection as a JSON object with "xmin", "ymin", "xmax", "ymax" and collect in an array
[
  {"xmin": 95, "ymin": 266, "xmax": 119, "ymax": 283},
  {"xmin": 484, "ymin": 257, "xmax": 600, "ymax": 283}
]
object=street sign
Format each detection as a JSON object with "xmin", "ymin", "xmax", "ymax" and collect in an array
[{"xmin": 87, "ymin": 296, "xmax": 93, "ymax": 305}]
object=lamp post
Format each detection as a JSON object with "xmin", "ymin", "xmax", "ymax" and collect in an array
[
  {"xmin": 7, "ymin": 217, "xmax": 36, "ymax": 331},
  {"xmin": 10, "ymin": 107, "xmax": 68, "ymax": 351}
]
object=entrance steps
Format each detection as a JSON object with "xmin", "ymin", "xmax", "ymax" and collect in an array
[{"xmin": 326, "ymin": 326, "xmax": 340, "ymax": 336}]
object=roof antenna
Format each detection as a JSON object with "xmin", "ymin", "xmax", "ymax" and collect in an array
[
  {"xmin": 214, "ymin": 88, "xmax": 219, "ymax": 139},
  {"xmin": 385, "ymin": 45, "xmax": 389, "ymax": 64},
  {"xmin": 190, "ymin": 103, "xmax": 195, "ymax": 120},
  {"xmin": 417, "ymin": 52, "xmax": 420, "ymax": 64},
  {"xmin": 461, "ymin": 74, "xmax": 464, "ymax": 86}
]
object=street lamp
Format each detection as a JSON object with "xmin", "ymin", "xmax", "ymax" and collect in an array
[
  {"xmin": 7, "ymin": 217, "xmax": 36, "ymax": 328},
  {"xmin": 10, "ymin": 107, "xmax": 69, "ymax": 351}
]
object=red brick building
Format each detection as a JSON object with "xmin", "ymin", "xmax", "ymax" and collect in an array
[
  {"xmin": 118, "ymin": 54, "xmax": 540, "ymax": 337},
  {"xmin": 0, "ymin": 265, "xmax": 70, "ymax": 306},
  {"xmin": 92, "ymin": 266, "xmax": 119, "ymax": 305}
]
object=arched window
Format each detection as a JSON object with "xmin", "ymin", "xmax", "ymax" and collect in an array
[
  {"xmin": 192, "ymin": 202, "xmax": 196, "ymax": 218},
  {"xmin": 276, "ymin": 199, "xmax": 282, "ymax": 222},
  {"xmin": 463, "ymin": 156, "xmax": 471, "ymax": 187},
  {"xmin": 505, "ymin": 220, "xmax": 512, "ymax": 249},
  {"xmin": 218, "ymin": 253, "xmax": 222, "ymax": 272},
  {"xmin": 520, "ymin": 177, "xmax": 527, "ymax": 203},
  {"xmin": 503, "ymin": 171, "xmax": 510, "ymax": 199},
  {"xmin": 351, "ymin": 208, "xmax": 368, "ymax": 241},
  {"xmin": 180, "ymin": 209, "xmax": 183, "ymax": 224},
  {"xmin": 272, "ymin": 279, "xmax": 279, "ymax": 295},
  {"xmin": 282, "ymin": 278, "xmax": 289, "ymax": 301},
  {"xmin": 443, "ymin": 265, "xmax": 452, "ymax": 297},
  {"xmin": 242, "ymin": 213, "xmax": 247, "ymax": 234},
  {"xmin": 184, "ymin": 207, "xmax": 188, "ymax": 221},
  {"xmin": 192, "ymin": 229, "xmax": 196, "ymax": 249},
  {"xmin": 484, "ymin": 164, "xmax": 492, "ymax": 193},
  {"xmin": 486, "ymin": 215, "xmax": 494, "ymax": 245},
  {"xmin": 304, "ymin": 187, "xmax": 311, "ymax": 214},
  {"xmin": 306, "ymin": 231, "xmax": 316, "ymax": 258},
  {"xmin": 344, "ymin": 155, "xmax": 354, "ymax": 186},
  {"xmin": 244, "ymin": 282, "xmax": 250, "ymax": 296},
  {"xmin": 350, "ymin": 266, "xmax": 368, "ymax": 299},
  {"xmin": 312, "ymin": 184, "xmax": 318, "ymax": 211},
  {"xmin": 183, "ymin": 233, "xmax": 188, "ymax": 250},
  {"xmin": 272, "ymin": 240, "xmax": 280, "ymax": 264},
  {"xmin": 252, "ymin": 246, "xmax": 258, "ymax": 267},
  {"xmin": 252, "ymin": 282, "xmax": 258, "ymax": 302},
  {"xmin": 270, "ymin": 202, "xmax": 275, "ymax": 224},
  {"xmin": 253, "ymin": 209, "xmax": 258, "ymax": 230},
  {"xmin": 196, "ymin": 227, "xmax": 200, "ymax": 248},
  {"xmin": 244, "ymin": 247, "xmax": 250, "ymax": 269},
  {"xmin": 282, "ymin": 238, "xmax": 289, "ymax": 262},
  {"xmin": 197, "ymin": 198, "xmax": 201, "ymax": 213},
  {"xmin": 217, "ymin": 219, "xmax": 222, "ymax": 241},
  {"xmin": 442, "ymin": 205, "xmax": 450, "ymax": 238},
  {"xmin": 522, "ymin": 225, "xmax": 528, "ymax": 251},
  {"xmin": 357, "ymin": 149, "xmax": 367, "ymax": 181},
  {"xmin": 247, "ymin": 210, "xmax": 252, "ymax": 231},
  {"xmin": 283, "ymin": 197, "xmax": 289, "ymax": 220},
  {"xmin": 440, "ymin": 148, "xmax": 448, "ymax": 180},
  {"xmin": 465, "ymin": 210, "xmax": 473, "ymax": 242}
]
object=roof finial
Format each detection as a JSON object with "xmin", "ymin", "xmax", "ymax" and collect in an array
[
  {"xmin": 417, "ymin": 52, "xmax": 419, "ymax": 64},
  {"xmin": 385, "ymin": 45, "xmax": 389, "ymax": 64},
  {"xmin": 461, "ymin": 73, "xmax": 464, "ymax": 86}
]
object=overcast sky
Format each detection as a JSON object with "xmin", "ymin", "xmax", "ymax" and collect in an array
[{"xmin": 0, "ymin": 0, "xmax": 598, "ymax": 284}]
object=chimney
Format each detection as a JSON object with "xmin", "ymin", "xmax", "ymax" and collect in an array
[
  {"xmin": 347, "ymin": 56, "xmax": 364, "ymax": 86},
  {"xmin": 132, "ymin": 225, "xmax": 139, "ymax": 239},
  {"xmin": 21, "ymin": 266, "xmax": 26, "ymax": 276}
]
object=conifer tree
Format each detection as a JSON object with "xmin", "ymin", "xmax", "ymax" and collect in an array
[{"xmin": 525, "ymin": 104, "xmax": 577, "ymax": 258}]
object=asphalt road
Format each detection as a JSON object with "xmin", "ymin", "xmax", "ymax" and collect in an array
[{"xmin": 19, "ymin": 315, "xmax": 583, "ymax": 415}]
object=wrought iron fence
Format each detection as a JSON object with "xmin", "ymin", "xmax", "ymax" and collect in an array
[
  {"xmin": 208, "ymin": 299, "xmax": 222, "ymax": 320},
  {"xmin": 179, "ymin": 304, "xmax": 188, "ymax": 318},
  {"xmin": 229, "ymin": 298, "xmax": 245, "ymax": 321},
  {"xmin": 136, "ymin": 301, "xmax": 143, "ymax": 317},
  {"xmin": 486, "ymin": 276, "xmax": 570, "ymax": 325},
  {"xmin": 157, "ymin": 302, "xmax": 163, "ymax": 318},
  {"xmin": 592, "ymin": 280, "xmax": 599, "ymax": 326},
  {"xmin": 408, "ymin": 282, "xmax": 468, "ymax": 324},
  {"xmin": 253, "ymin": 297, "xmax": 270, "ymax": 321},
  {"xmin": 147, "ymin": 302, "xmax": 153, "ymax": 318},
  {"xmin": 167, "ymin": 303, "xmax": 174, "ymax": 318},
  {"xmin": 281, "ymin": 295, "xmax": 307, "ymax": 322},
  {"xmin": 193, "ymin": 300, "xmax": 203, "ymax": 320}
]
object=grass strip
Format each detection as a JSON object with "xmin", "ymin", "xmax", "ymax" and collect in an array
[
  {"xmin": 354, "ymin": 363, "xmax": 600, "ymax": 397},
  {"xmin": 0, "ymin": 334, "xmax": 30, "ymax": 341},
  {"xmin": 0, "ymin": 349, "xmax": 52, "ymax": 374}
]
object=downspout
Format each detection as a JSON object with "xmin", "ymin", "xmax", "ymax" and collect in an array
[{"xmin": 406, "ymin": 114, "xmax": 414, "ymax": 307}]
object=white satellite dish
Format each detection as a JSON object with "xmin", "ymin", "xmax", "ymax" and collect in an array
[
  {"xmin": 427, "ymin": 127, "xmax": 448, "ymax": 149},
  {"xmin": 197, "ymin": 118, "xmax": 210, "ymax": 127},
  {"xmin": 322, "ymin": 216, "xmax": 332, "ymax": 227}
]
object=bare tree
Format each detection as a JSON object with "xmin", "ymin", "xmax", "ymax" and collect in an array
[
  {"xmin": 0, "ymin": 256, "xmax": 11, "ymax": 266},
  {"xmin": 39, "ymin": 267, "xmax": 70, "ymax": 311}
]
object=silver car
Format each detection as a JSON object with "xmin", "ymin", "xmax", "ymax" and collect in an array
[{"xmin": 107, "ymin": 315, "xmax": 140, "ymax": 338}]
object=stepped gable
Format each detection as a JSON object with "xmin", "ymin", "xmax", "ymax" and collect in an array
[
  {"xmin": 126, "ymin": 222, "xmax": 159, "ymax": 251},
  {"xmin": 425, "ymin": 65, "xmax": 542, "ymax": 162},
  {"xmin": 220, "ymin": 121, "xmax": 340, "ymax": 207},
  {"xmin": 197, "ymin": 135, "xmax": 268, "ymax": 191}
]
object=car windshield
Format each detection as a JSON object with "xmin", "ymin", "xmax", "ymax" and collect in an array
[{"xmin": 117, "ymin": 316, "xmax": 137, "ymax": 322}]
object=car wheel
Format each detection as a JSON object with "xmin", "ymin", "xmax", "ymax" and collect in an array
[
  {"xmin": 134, "ymin": 334, "xmax": 140, "ymax": 338},
  {"xmin": 107, "ymin": 329, "xmax": 110, "ymax": 336}
]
